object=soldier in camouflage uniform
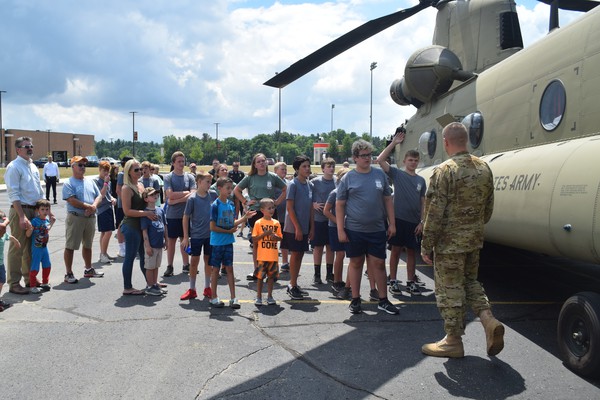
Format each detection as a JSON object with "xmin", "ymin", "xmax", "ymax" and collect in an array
[{"xmin": 420, "ymin": 122, "xmax": 504, "ymax": 358}]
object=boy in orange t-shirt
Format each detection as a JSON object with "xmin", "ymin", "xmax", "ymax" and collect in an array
[{"xmin": 252, "ymin": 198, "xmax": 282, "ymax": 306}]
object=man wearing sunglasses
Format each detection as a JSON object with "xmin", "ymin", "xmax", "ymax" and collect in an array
[
  {"xmin": 62, "ymin": 156, "xmax": 104, "ymax": 283},
  {"xmin": 5, "ymin": 137, "xmax": 46, "ymax": 294}
]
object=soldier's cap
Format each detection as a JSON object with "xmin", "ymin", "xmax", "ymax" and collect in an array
[
  {"xmin": 70, "ymin": 156, "xmax": 88, "ymax": 165},
  {"xmin": 142, "ymin": 187, "xmax": 158, "ymax": 198}
]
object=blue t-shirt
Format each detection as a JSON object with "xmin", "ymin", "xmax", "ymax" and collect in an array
[
  {"xmin": 183, "ymin": 192, "xmax": 214, "ymax": 239},
  {"xmin": 140, "ymin": 207, "xmax": 166, "ymax": 249},
  {"xmin": 31, "ymin": 217, "xmax": 51, "ymax": 248},
  {"xmin": 210, "ymin": 198, "xmax": 236, "ymax": 246},
  {"xmin": 63, "ymin": 176, "xmax": 101, "ymax": 214}
]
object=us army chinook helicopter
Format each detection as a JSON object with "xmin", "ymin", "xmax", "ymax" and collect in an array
[{"xmin": 264, "ymin": 0, "xmax": 600, "ymax": 378}]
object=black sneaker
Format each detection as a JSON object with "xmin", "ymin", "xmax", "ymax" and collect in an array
[
  {"xmin": 287, "ymin": 285, "xmax": 304, "ymax": 300},
  {"xmin": 336, "ymin": 286, "xmax": 351, "ymax": 300},
  {"xmin": 326, "ymin": 273, "xmax": 334, "ymax": 283},
  {"xmin": 378, "ymin": 298, "xmax": 399, "ymax": 315},
  {"xmin": 331, "ymin": 281, "xmax": 345, "ymax": 293},
  {"xmin": 280, "ymin": 263, "xmax": 290, "ymax": 272},
  {"xmin": 413, "ymin": 274, "xmax": 426, "ymax": 287},
  {"xmin": 182, "ymin": 264, "xmax": 190, "ymax": 273},
  {"xmin": 246, "ymin": 274, "xmax": 257, "ymax": 281},
  {"xmin": 163, "ymin": 265, "xmax": 174, "ymax": 277},
  {"xmin": 389, "ymin": 281, "xmax": 403, "ymax": 295},
  {"xmin": 313, "ymin": 275, "xmax": 323, "ymax": 285},
  {"xmin": 406, "ymin": 281, "xmax": 422, "ymax": 296},
  {"xmin": 221, "ymin": 268, "xmax": 227, "ymax": 275},
  {"xmin": 369, "ymin": 288, "xmax": 379, "ymax": 301},
  {"xmin": 297, "ymin": 286, "xmax": 309, "ymax": 296},
  {"xmin": 349, "ymin": 297, "xmax": 362, "ymax": 314}
]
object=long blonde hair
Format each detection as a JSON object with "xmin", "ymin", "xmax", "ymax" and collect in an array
[{"xmin": 123, "ymin": 159, "xmax": 142, "ymax": 194}]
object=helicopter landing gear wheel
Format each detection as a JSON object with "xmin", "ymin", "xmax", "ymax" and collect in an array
[{"xmin": 557, "ymin": 292, "xmax": 600, "ymax": 378}]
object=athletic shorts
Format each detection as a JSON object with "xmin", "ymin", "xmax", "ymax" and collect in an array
[
  {"xmin": 167, "ymin": 218, "xmax": 184, "ymax": 238},
  {"xmin": 97, "ymin": 207, "xmax": 116, "ymax": 232},
  {"xmin": 209, "ymin": 244, "xmax": 233, "ymax": 268},
  {"xmin": 190, "ymin": 237, "xmax": 211, "ymax": 257},
  {"xmin": 253, "ymin": 261, "xmax": 279, "ymax": 280},
  {"xmin": 328, "ymin": 226, "xmax": 344, "ymax": 252},
  {"xmin": 388, "ymin": 218, "xmax": 419, "ymax": 249},
  {"xmin": 310, "ymin": 220, "xmax": 330, "ymax": 247},
  {"xmin": 344, "ymin": 229, "xmax": 387, "ymax": 260},
  {"xmin": 281, "ymin": 232, "xmax": 309, "ymax": 253}
]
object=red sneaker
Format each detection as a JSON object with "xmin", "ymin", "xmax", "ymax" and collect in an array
[
  {"xmin": 180, "ymin": 289, "xmax": 197, "ymax": 300},
  {"xmin": 203, "ymin": 287, "xmax": 212, "ymax": 298}
]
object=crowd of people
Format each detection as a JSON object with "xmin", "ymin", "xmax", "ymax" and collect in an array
[{"xmin": 0, "ymin": 123, "xmax": 505, "ymax": 358}]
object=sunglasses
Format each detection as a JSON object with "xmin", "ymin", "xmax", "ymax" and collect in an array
[
  {"xmin": 19, "ymin": 145, "xmax": 34, "ymax": 149},
  {"xmin": 76, "ymin": 163, "xmax": 86, "ymax": 168},
  {"xmin": 133, "ymin": 168, "xmax": 142, "ymax": 172},
  {"xmin": 357, "ymin": 153, "xmax": 372, "ymax": 159}
]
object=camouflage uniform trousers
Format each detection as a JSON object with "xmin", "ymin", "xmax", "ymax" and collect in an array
[{"xmin": 433, "ymin": 250, "xmax": 491, "ymax": 336}]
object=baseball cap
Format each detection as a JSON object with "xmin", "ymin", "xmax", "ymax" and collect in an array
[{"xmin": 71, "ymin": 156, "xmax": 88, "ymax": 165}]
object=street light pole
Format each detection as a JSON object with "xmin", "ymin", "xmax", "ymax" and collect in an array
[
  {"xmin": 214, "ymin": 122, "xmax": 220, "ymax": 159},
  {"xmin": 130, "ymin": 111, "xmax": 137, "ymax": 156},
  {"xmin": 369, "ymin": 61, "xmax": 377, "ymax": 140},
  {"xmin": 0, "ymin": 90, "xmax": 6, "ymax": 167},
  {"xmin": 331, "ymin": 104, "xmax": 335, "ymax": 133}
]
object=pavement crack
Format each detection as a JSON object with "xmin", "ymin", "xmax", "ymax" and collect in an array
[
  {"xmin": 197, "ymin": 343, "xmax": 274, "ymax": 398},
  {"xmin": 249, "ymin": 316, "xmax": 388, "ymax": 399}
]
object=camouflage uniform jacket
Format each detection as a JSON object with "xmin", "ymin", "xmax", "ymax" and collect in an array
[{"xmin": 421, "ymin": 151, "xmax": 494, "ymax": 255}]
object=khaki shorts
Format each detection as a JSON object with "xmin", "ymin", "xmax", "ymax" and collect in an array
[
  {"xmin": 144, "ymin": 248, "xmax": 163, "ymax": 270},
  {"xmin": 65, "ymin": 213, "xmax": 96, "ymax": 250}
]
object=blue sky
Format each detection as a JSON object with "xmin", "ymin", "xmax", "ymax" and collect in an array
[{"xmin": 0, "ymin": 1, "xmax": 587, "ymax": 146}]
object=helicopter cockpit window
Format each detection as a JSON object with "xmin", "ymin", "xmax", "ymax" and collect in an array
[
  {"xmin": 540, "ymin": 80, "xmax": 566, "ymax": 131},
  {"xmin": 418, "ymin": 130, "xmax": 437, "ymax": 159},
  {"xmin": 462, "ymin": 112, "xmax": 484, "ymax": 149}
]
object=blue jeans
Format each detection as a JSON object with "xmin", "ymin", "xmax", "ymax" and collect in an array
[{"xmin": 121, "ymin": 223, "xmax": 146, "ymax": 289}]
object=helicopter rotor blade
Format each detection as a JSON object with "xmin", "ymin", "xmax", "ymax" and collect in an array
[
  {"xmin": 537, "ymin": 0, "xmax": 600, "ymax": 12},
  {"xmin": 263, "ymin": 1, "xmax": 434, "ymax": 89}
]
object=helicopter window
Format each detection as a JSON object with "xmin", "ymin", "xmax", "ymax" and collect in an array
[
  {"xmin": 462, "ymin": 112, "xmax": 484, "ymax": 149},
  {"xmin": 540, "ymin": 80, "xmax": 566, "ymax": 131},
  {"xmin": 418, "ymin": 130, "xmax": 437, "ymax": 159}
]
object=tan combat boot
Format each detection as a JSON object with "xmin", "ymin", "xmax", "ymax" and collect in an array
[
  {"xmin": 421, "ymin": 335, "xmax": 464, "ymax": 358},
  {"xmin": 479, "ymin": 309, "xmax": 505, "ymax": 356}
]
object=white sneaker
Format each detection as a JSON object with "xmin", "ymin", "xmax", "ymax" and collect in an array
[
  {"xmin": 99, "ymin": 254, "xmax": 112, "ymax": 264},
  {"xmin": 118, "ymin": 248, "xmax": 126, "ymax": 258}
]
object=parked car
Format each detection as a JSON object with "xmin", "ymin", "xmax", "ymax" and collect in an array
[
  {"xmin": 266, "ymin": 158, "xmax": 275, "ymax": 165},
  {"xmin": 33, "ymin": 157, "xmax": 48, "ymax": 168},
  {"xmin": 100, "ymin": 157, "xmax": 119, "ymax": 165},
  {"xmin": 86, "ymin": 155, "xmax": 99, "ymax": 167}
]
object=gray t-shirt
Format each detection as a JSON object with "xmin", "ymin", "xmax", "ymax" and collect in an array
[
  {"xmin": 116, "ymin": 172, "xmax": 124, "ymax": 208},
  {"xmin": 237, "ymin": 172, "xmax": 287, "ymax": 211},
  {"xmin": 387, "ymin": 167, "xmax": 426, "ymax": 223},
  {"xmin": 283, "ymin": 177, "xmax": 313, "ymax": 235},
  {"xmin": 164, "ymin": 172, "xmax": 197, "ymax": 218},
  {"xmin": 326, "ymin": 189, "xmax": 338, "ymax": 228},
  {"xmin": 311, "ymin": 175, "xmax": 336, "ymax": 222},
  {"xmin": 337, "ymin": 168, "xmax": 391, "ymax": 233},
  {"xmin": 94, "ymin": 177, "xmax": 114, "ymax": 215},
  {"xmin": 183, "ymin": 192, "xmax": 213, "ymax": 239}
]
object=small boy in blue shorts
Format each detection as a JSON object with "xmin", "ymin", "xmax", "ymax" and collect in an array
[
  {"xmin": 252, "ymin": 198, "xmax": 282, "ymax": 306},
  {"xmin": 0, "ymin": 210, "xmax": 19, "ymax": 311},
  {"xmin": 180, "ymin": 171, "xmax": 216, "ymax": 301},
  {"xmin": 26, "ymin": 199, "xmax": 55, "ymax": 294},
  {"xmin": 141, "ymin": 187, "xmax": 168, "ymax": 296},
  {"xmin": 209, "ymin": 177, "xmax": 255, "ymax": 308}
]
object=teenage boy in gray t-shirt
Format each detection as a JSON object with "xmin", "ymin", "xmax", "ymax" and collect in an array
[
  {"xmin": 283, "ymin": 155, "xmax": 314, "ymax": 300},
  {"xmin": 336, "ymin": 139, "xmax": 399, "ymax": 315},
  {"xmin": 310, "ymin": 157, "xmax": 336, "ymax": 284}
]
